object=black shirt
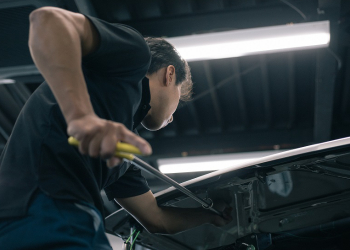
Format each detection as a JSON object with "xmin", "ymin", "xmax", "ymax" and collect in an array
[{"xmin": 0, "ymin": 15, "xmax": 151, "ymax": 218}]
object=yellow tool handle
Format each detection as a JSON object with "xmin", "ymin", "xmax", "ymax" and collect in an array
[
  {"xmin": 113, "ymin": 152, "xmax": 135, "ymax": 161},
  {"xmin": 68, "ymin": 137, "xmax": 136, "ymax": 161}
]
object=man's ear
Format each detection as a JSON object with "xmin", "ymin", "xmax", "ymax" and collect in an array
[{"xmin": 165, "ymin": 65, "xmax": 175, "ymax": 86}]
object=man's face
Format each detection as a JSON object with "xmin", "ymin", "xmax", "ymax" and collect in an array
[{"xmin": 142, "ymin": 66, "xmax": 181, "ymax": 131}]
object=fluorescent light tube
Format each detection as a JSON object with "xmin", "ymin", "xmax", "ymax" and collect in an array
[
  {"xmin": 158, "ymin": 150, "xmax": 283, "ymax": 174},
  {"xmin": 165, "ymin": 21, "xmax": 330, "ymax": 61},
  {"xmin": 0, "ymin": 79, "xmax": 15, "ymax": 84}
]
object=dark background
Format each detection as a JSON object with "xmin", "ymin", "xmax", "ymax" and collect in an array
[{"xmin": 0, "ymin": 0, "xmax": 349, "ymax": 192}]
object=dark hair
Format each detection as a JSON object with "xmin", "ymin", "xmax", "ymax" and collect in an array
[{"xmin": 145, "ymin": 37, "xmax": 193, "ymax": 101}]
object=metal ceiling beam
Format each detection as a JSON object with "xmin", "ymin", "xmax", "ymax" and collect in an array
[
  {"xmin": 232, "ymin": 59, "xmax": 248, "ymax": 128},
  {"xmin": 259, "ymin": 55, "xmax": 271, "ymax": 128},
  {"xmin": 10, "ymin": 74, "xmax": 44, "ymax": 84},
  {"xmin": 313, "ymin": 0, "xmax": 341, "ymax": 143},
  {"xmin": 0, "ymin": 65, "xmax": 39, "ymax": 80},
  {"xmin": 183, "ymin": 62, "xmax": 259, "ymax": 106},
  {"xmin": 202, "ymin": 61, "xmax": 223, "ymax": 130}
]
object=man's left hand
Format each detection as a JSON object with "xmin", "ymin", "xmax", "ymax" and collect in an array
[{"xmin": 210, "ymin": 200, "xmax": 233, "ymax": 227}]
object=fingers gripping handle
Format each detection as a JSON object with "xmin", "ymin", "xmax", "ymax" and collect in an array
[{"xmin": 67, "ymin": 137, "xmax": 136, "ymax": 160}]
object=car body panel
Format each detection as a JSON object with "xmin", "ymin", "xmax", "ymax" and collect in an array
[{"xmin": 106, "ymin": 137, "xmax": 350, "ymax": 250}]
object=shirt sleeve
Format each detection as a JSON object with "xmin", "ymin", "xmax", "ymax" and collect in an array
[
  {"xmin": 104, "ymin": 164, "xmax": 150, "ymax": 200},
  {"xmin": 82, "ymin": 15, "xmax": 151, "ymax": 79}
]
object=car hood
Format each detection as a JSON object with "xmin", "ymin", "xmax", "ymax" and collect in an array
[{"xmin": 105, "ymin": 137, "xmax": 350, "ymax": 250}]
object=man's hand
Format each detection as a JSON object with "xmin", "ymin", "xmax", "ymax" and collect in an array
[
  {"xmin": 117, "ymin": 191, "xmax": 233, "ymax": 234},
  {"xmin": 210, "ymin": 200, "xmax": 233, "ymax": 227},
  {"xmin": 67, "ymin": 114, "xmax": 152, "ymax": 167}
]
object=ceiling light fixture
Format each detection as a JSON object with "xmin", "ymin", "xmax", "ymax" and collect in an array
[
  {"xmin": 0, "ymin": 79, "xmax": 15, "ymax": 84},
  {"xmin": 165, "ymin": 21, "xmax": 330, "ymax": 62},
  {"xmin": 158, "ymin": 150, "xmax": 284, "ymax": 174}
]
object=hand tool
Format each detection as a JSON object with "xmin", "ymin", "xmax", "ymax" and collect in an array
[{"xmin": 68, "ymin": 137, "xmax": 223, "ymax": 217}]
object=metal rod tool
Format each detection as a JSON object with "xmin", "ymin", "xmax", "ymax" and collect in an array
[
  {"xmin": 131, "ymin": 156, "xmax": 222, "ymax": 216},
  {"xmin": 68, "ymin": 137, "xmax": 223, "ymax": 217}
]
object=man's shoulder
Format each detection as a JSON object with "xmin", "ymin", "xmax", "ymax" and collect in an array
[{"xmin": 81, "ymin": 15, "xmax": 150, "ymax": 78}]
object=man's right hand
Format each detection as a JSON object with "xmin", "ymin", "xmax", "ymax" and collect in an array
[{"xmin": 67, "ymin": 114, "xmax": 152, "ymax": 167}]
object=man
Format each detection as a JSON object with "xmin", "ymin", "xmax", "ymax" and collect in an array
[{"xmin": 0, "ymin": 7, "xmax": 232, "ymax": 249}]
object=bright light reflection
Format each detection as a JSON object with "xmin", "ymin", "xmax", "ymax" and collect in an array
[
  {"xmin": 177, "ymin": 33, "xmax": 330, "ymax": 61},
  {"xmin": 159, "ymin": 158, "xmax": 258, "ymax": 174}
]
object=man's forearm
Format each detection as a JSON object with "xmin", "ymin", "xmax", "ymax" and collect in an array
[
  {"xmin": 28, "ymin": 8, "xmax": 95, "ymax": 123},
  {"xmin": 116, "ymin": 191, "xmax": 231, "ymax": 235},
  {"xmin": 158, "ymin": 206, "xmax": 215, "ymax": 234}
]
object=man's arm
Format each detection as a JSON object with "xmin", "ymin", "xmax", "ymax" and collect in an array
[
  {"xmin": 29, "ymin": 7, "xmax": 98, "ymax": 124},
  {"xmin": 116, "ymin": 191, "xmax": 233, "ymax": 234},
  {"xmin": 28, "ymin": 7, "xmax": 151, "ymax": 165}
]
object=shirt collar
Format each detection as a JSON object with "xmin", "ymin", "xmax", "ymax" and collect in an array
[
  {"xmin": 133, "ymin": 77, "xmax": 151, "ymax": 130},
  {"xmin": 141, "ymin": 77, "xmax": 151, "ymax": 107}
]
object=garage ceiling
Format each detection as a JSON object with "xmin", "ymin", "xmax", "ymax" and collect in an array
[{"xmin": 0, "ymin": 0, "xmax": 350, "ymax": 188}]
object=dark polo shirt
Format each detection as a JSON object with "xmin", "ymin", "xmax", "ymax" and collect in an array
[{"xmin": 0, "ymin": 15, "xmax": 151, "ymax": 218}]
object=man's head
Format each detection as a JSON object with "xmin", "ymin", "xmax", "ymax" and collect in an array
[{"xmin": 142, "ymin": 37, "xmax": 193, "ymax": 131}]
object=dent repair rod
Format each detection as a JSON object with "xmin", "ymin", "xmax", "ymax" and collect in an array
[{"xmin": 68, "ymin": 137, "xmax": 223, "ymax": 217}]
